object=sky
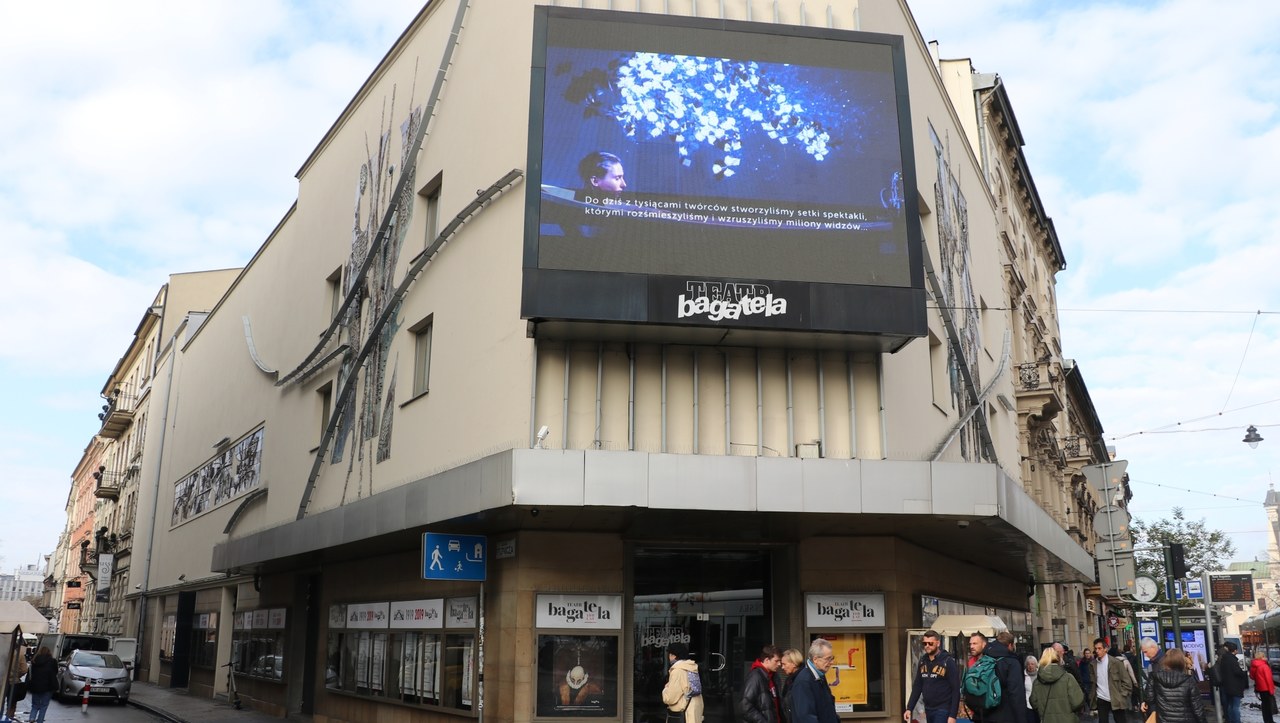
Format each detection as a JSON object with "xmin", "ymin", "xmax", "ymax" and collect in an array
[{"xmin": 2, "ymin": 0, "xmax": 1278, "ymax": 588}]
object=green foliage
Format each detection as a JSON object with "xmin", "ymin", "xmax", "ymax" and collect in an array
[{"xmin": 1132, "ymin": 507, "xmax": 1237, "ymax": 603}]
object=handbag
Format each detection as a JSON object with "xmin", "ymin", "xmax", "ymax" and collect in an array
[
  {"xmin": 1145, "ymin": 710, "xmax": 1156, "ymax": 723},
  {"xmin": 12, "ymin": 680, "xmax": 27, "ymax": 702}
]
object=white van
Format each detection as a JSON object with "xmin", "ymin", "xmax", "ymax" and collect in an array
[{"xmin": 111, "ymin": 637, "xmax": 138, "ymax": 673}]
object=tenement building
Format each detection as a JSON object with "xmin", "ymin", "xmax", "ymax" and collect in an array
[{"xmin": 110, "ymin": 1, "xmax": 1120, "ymax": 721}]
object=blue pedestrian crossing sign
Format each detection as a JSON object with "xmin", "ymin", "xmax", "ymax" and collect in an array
[{"xmin": 422, "ymin": 533, "xmax": 487, "ymax": 581}]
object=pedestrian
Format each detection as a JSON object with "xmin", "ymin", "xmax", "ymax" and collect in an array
[
  {"xmin": 1089, "ymin": 639, "xmax": 1136, "ymax": 723},
  {"xmin": 743, "ymin": 645, "xmax": 783, "ymax": 723},
  {"xmin": 4, "ymin": 643, "xmax": 27, "ymax": 722},
  {"xmin": 1212, "ymin": 643, "xmax": 1248, "ymax": 723},
  {"xmin": 1124, "ymin": 641, "xmax": 1144, "ymax": 710},
  {"xmin": 790, "ymin": 639, "xmax": 839, "ymax": 723},
  {"xmin": 779, "ymin": 648, "xmax": 806, "ymax": 723},
  {"xmin": 1142, "ymin": 648, "xmax": 1206, "ymax": 723},
  {"xmin": 24, "ymin": 646, "xmax": 58, "ymax": 723},
  {"xmin": 1024, "ymin": 655, "xmax": 1040, "ymax": 723},
  {"xmin": 905, "ymin": 630, "xmax": 962, "ymax": 723},
  {"xmin": 980, "ymin": 631, "xmax": 1028, "ymax": 723},
  {"xmin": 1031, "ymin": 646, "xmax": 1085, "ymax": 723},
  {"xmin": 1081, "ymin": 650, "xmax": 1095, "ymax": 714},
  {"xmin": 662, "ymin": 643, "xmax": 705, "ymax": 723},
  {"xmin": 1249, "ymin": 648, "xmax": 1276, "ymax": 723},
  {"xmin": 964, "ymin": 633, "xmax": 990, "ymax": 723}
]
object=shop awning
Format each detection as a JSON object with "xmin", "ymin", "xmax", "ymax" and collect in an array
[
  {"xmin": 927, "ymin": 614, "xmax": 1008, "ymax": 638},
  {"xmin": 0, "ymin": 601, "xmax": 49, "ymax": 635}
]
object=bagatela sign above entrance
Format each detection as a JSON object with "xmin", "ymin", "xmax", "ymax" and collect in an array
[
  {"xmin": 805, "ymin": 593, "xmax": 886, "ymax": 628},
  {"xmin": 536, "ymin": 593, "xmax": 623, "ymax": 630}
]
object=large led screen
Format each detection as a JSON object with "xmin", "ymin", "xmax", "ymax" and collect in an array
[{"xmin": 523, "ymin": 8, "xmax": 926, "ymax": 344}]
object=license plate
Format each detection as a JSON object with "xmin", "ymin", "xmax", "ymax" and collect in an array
[{"xmin": 91, "ymin": 686, "xmax": 113, "ymax": 693}]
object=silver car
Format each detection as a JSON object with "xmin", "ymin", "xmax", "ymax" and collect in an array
[{"xmin": 57, "ymin": 650, "xmax": 131, "ymax": 704}]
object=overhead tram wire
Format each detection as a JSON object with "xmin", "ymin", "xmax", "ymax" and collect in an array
[
  {"xmin": 1110, "ymin": 400, "xmax": 1280, "ymax": 440},
  {"xmin": 1128, "ymin": 479, "xmax": 1268, "ymax": 504},
  {"xmin": 1221, "ymin": 310, "xmax": 1263, "ymax": 412}
]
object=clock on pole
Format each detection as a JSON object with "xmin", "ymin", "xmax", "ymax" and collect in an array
[{"xmin": 1134, "ymin": 575, "xmax": 1159, "ymax": 602}]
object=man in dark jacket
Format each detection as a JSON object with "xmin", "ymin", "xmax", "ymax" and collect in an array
[
  {"xmin": 790, "ymin": 639, "xmax": 839, "ymax": 723},
  {"xmin": 743, "ymin": 645, "xmax": 783, "ymax": 723},
  {"xmin": 1213, "ymin": 643, "xmax": 1249, "ymax": 723},
  {"xmin": 982, "ymin": 632, "xmax": 1028, "ymax": 723},
  {"xmin": 905, "ymin": 631, "xmax": 961, "ymax": 723}
]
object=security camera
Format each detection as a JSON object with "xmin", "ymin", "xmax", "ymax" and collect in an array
[
  {"xmin": 534, "ymin": 425, "xmax": 550, "ymax": 448},
  {"xmin": 957, "ymin": 520, "xmax": 970, "ymax": 529}
]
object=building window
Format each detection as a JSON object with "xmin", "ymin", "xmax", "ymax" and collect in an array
[
  {"xmin": 232, "ymin": 609, "xmax": 287, "ymax": 682},
  {"xmin": 410, "ymin": 316, "xmax": 433, "ymax": 398},
  {"xmin": 318, "ymin": 382, "xmax": 333, "ymax": 437},
  {"xmin": 327, "ymin": 266, "xmax": 343, "ymax": 320},
  {"xmin": 928, "ymin": 331, "xmax": 950, "ymax": 411},
  {"xmin": 191, "ymin": 612, "xmax": 218, "ymax": 669},
  {"xmin": 326, "ymin": 598, "xmax": 476, "ymax": 712},
  {"xmin": 420, "ymin": 173, "xmax": 443, "ymax": 247},
  {"xmin": 160, "ymin": 614, "xmax": 177, "ymax": 661}
]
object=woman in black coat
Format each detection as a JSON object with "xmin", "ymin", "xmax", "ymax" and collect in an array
[
  {"xmin": 1142, "ymin": 649, "xmax": 1207, "ymax": 723},
  {"xmin": 25, "ymin": 646, "xmax": 60, "ymax": 723}
]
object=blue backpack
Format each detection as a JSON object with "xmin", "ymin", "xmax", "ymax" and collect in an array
[{"xmin": 686, "ymin": 670, "xmax": 703, "ymax": 699}]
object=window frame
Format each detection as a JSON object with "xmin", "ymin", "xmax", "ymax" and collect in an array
[{"xmin": 406, "ymin": 315, "xmax": 434, "ymax": 403}]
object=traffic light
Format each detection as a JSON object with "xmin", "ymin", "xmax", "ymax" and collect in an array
[{"xmin": 1169, "ymin": 543, "xmax": 1188, "ymax": 579}]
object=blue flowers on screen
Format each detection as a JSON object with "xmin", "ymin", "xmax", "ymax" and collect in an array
[{"xmin": 562, "ymin": 53, "xmax": 838, "ymax": 179}]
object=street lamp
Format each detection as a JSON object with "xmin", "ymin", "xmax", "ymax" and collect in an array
[{"xmin": 1243, "ymin": 425, "xmax": 1263, "ymax": 449}]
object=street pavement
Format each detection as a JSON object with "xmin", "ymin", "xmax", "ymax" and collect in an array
[
  {"xmin": 7, "ymin": 683, "xmax": 1273, "ymax": 723},
  {"xmin": 7, "ymin": 681, "xmax": 280, "ymax": 723}
]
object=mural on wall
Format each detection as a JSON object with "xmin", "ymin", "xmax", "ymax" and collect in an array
[
  {"xmin": 327, "ymin": 80, "xmax": 424, "ymax": 502},
  {"xmin": 171, "ymin": 427, "xmax": 264, "ymax": 526},
  {"xmin": 930, "ymin": 124, "xmax": 983, "ymax": 461}
]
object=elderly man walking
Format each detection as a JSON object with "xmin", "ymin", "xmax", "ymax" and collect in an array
[{"xmin": 790, "ymin": 639, "xmax": 840, "ymax": 723}]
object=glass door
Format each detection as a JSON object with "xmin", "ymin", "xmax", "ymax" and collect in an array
[{"xmin": 633, "ymin": 549, "xmax": 771, "ymax": 723}]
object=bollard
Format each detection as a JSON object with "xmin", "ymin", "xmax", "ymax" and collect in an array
[{"xmin": 82, "ymin": 683, "xmax": 90, "ymax": 713}]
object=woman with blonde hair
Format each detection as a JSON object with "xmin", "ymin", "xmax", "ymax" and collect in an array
[
  {"xmin": 1031, "ymin": 646, "xmax": 1085, "ymax": 723},
  {"xmin": 779, "ymin": 649, "xmax": 806, "ymax": 723}
]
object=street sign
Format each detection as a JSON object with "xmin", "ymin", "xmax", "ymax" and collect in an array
[
  {"xmin": 1093, "ymin": 505, "xmax": 1131, "ymax": 539},
  {"xmin": 1083, "ymin": 461, "xmax": 1129, "ymax": 492},
  {"xmin": 422, "ymin": 532, "xmax": 487, "ymax": 581},
  {"xmin": 1186, "ymin": 579, "xmax": 1203, "ymax": 600},
  {"xmin": 1099, "ymin": 555, "xmax": 1136, "ymax": 597},
  {"xmin": 1096, "ymin": 539, "xmax": 1134, "ymax": 559}
]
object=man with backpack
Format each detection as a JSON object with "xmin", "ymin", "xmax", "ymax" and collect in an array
[
  {"xmin": 905, "ymin": 630, "xmax": 962, "ymax": 723},
  {"xmin": 964, "ymin": 632, "xmax": 1027, "ymax": 723}
]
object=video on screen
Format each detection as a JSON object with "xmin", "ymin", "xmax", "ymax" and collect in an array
[{"xmin": 533, "ymin": 15, "xmax": 914, "ymax": 288}]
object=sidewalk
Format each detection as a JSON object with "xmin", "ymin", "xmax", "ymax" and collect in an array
[{"xmin": 128, "ymin": 682, "xmax": 284, "ymax": 722}]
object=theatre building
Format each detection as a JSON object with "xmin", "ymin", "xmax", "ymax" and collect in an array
[{"xmin": 127, "ymin": 1, "xmax": 1104, "ymax": 722}]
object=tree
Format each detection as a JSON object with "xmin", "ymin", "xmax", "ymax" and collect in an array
[{"xmin": 1132, "ymin": 507, "xmax": 1237, "ymax": 603}]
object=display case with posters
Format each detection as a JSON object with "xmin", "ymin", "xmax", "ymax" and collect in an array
[
  {"xmin": 534, "ymin": 593, "xmax": 623, "ymax": 719},
  {"xmin": 805, "ymin": 593, "xmax": 886, "ymax": 715}
]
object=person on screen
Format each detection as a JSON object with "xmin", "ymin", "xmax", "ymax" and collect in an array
[{"xmin": 576, "ymin": 151, "xmax": 627, "ymax": 203}]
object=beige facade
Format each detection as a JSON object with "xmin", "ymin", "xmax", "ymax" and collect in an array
[{"xmin": 65, "ymin": 1, "xmax": 1125, "ymax": 721}]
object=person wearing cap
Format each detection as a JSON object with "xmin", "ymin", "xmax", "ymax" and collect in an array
[{"xmin": 663, "ymin": 643, "xmax": 705, "ymax": 723}]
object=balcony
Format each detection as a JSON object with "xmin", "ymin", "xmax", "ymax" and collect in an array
[
  {"xmin": 1014, "ymin": 359, "xmax": 1065, "ymax": 421},
  {"xmin": 96, "ymin": 389, "xmax": 136, "ymax": 439},
  {"xmin": 92, "ymin": 466, "xmax": 120, "ymax": 500}
]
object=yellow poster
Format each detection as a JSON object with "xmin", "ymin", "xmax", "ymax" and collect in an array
[{"xmin": 822, "ymin": 633, "xmax": 868, "ymax": 709}]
